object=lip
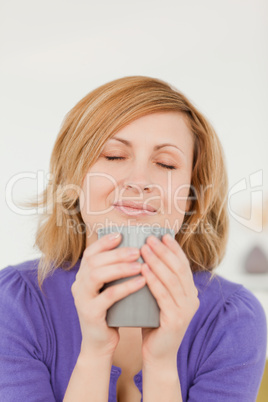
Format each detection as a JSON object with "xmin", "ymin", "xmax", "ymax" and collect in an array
[
  {"xmin": 113, "ymin": 201, "xmax": 157, "ymax": 216},
  {"xmin": 114, "ymin": 201, "xmax": 156, "ymax": 212},
  {"xmin": 114, "ymin": 205, "xmax": 157, "ymax": 216}
]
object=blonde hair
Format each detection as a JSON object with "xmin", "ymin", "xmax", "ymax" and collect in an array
[{"xmin": 23, "ymin": 76, "xmax": 229, "ymax": 289}]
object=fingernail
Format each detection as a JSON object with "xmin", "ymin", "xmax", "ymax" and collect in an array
[
  {"xmin": 144, "ymin": 245, "xmax": 152, "ymax": 253},
  {"xmin": 144, "ymin": 263, "xmax": 150, "ymax": 272},
  {"xmin": 131, "ymin": 262, "xmax": 141, "ymax": 269},
  {"xmin": 165, "ymin": 233, "xmax": 173, "ymax": 242},
  {"xmin": 148, "ymin": 236, "xmax": 159, "ymax": 244},
  {"xmin": 135, "ymin": 276, "xmax": 145, "ymax": 284},
  {"xmin": 108, "ymin": 232, "xmax": 121, "ymax": 240},
  {"xmin": 128, "ymin": 248, "xmax": 140, "ymax": 256}
]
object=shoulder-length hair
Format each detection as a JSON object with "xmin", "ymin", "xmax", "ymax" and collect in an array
[{"xmin": 23, "ymin": 76, "xmax": 229, "ymax": 289}]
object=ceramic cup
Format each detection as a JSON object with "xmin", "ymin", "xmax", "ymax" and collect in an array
[{"xmin": 97, "ymin": 225, "xmax": 175, "ymax": 327}]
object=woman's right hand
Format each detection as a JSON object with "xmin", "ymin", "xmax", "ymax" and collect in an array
[{"xmin": 71, "ymin": 232, "xmax": 146, "ymax": 359}]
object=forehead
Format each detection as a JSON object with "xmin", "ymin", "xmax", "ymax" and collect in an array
[
  {"xmin": 114, "ymin": 111, "xmax": 191, "ymax": 134},
  {"xmin": 108, "ymin": 111, "xmax": 194, "ymax": 150}
]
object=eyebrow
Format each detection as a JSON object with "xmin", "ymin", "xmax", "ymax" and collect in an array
[{"xmin": 109, "ymin": 136, "xmax": 185, "ymax": 155}]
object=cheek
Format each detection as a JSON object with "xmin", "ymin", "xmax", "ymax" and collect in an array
[
  {"xmin": 79, "ymin": 175, "xmax": 116, "ymax": 213},
  {"xmin": 172, "ymin": 182, "xmax": 192, "ymax": 214}
]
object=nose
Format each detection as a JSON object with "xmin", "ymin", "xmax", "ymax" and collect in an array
[
  {"xmin": 122, "ymin": 165, "xmax": 154, "ymax": 194},
  {"xmin": 124, "ymin": 183, "xmax": 153, "ymax": 193},
  {"xmin": 118, "ymin": 163, "xmax": 162, "ymax": 212}
]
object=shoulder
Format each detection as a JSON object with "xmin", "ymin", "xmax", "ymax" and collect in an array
[
  {"xmin": 0, "ymin": 259, "xmax": 81, "ymax": 357},
  {"xmin": 190, "ymin": 270, "xmax": 267, "ymax": 362},
  {"xmin": 0, "ymin": 260, "xmax": 49, "ymax": 364},
  {"xmin": 181, "ymin": 271, "xmax": 267, "ymax": 400},
  {"xmin": 0, "ymin": 258, "xmax": 39, "ymax": 291},
  {"xmin": 193, "ymin": 270, "xmax": 267, "ymax": 319},
  {"xmin": 0, "ymin": 259, "xmax": 40, "ymax": 309},
  {"xmin": 0, "ymin": 259, "xmax": 80, "ymax": 312},
  {"xmin": 0, "ymin": 258, "xmax": 80, "ymax": 297}
]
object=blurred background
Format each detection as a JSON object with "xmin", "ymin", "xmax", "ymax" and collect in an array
[{"xmin": 0, "ymin": 1, "xmax": 268, "ymax": 394}]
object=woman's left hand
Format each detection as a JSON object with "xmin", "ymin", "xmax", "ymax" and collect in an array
[{"xmin": 140, "ymin": 234, "xmax": 200, "ymax": 366}]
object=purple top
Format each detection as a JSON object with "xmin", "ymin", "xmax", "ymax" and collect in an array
[{"xmin": 0, "ymin": 259, "xmax": 266, "ymax": 401}]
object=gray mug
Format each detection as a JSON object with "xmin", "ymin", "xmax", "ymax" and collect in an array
[{"xmin": 97, "ymin": 225, "xmax": 175, "ymax": 328}]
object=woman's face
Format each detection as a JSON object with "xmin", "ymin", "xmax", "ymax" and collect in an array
[{"xmin": 79, "ymin": 111, "xmax": 194, "ymax": 247}]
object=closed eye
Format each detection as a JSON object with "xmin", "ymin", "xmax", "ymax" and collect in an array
[{"xmin": 104, "ymin": 156, "xmax": 176, "ymax": 170}]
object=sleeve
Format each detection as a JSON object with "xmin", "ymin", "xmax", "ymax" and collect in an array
[
  {"xmin": 188, "ymin": 286, "xmax": 267, "ymax": 402},
  {"xmin": 0, "ymin": 266, "xmax": 56, "ymax": 402}
]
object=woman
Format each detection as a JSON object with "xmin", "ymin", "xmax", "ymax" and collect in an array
[{"xmin": 0, "ymin": 76, "xmax": 266, "ymax": 401}]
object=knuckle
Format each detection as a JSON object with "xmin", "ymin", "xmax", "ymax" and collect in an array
[
  {"xmin": 125, "ymin": 262, "xmax": 132, "ymax": 270},
  {"xmin": 79, "ymin": 304, "xmax": 92, "ymax": 322},
  {"xmin": 127, "ymin": 277, "xmax": 138, "ymax": 288},
  {"xmin": 71, "ymin": 281, "xmax": 77, "ymax": 296},
  {"xmin": 76, "ymin": 297, "xmax": 99, "ymax": 324},
  {"xmin": 161, "ymin": 246, "xmax": 169, "ymax": 257},
  {"xmin": 167, "ymin": 276, "xmax": 176, "ymax": 290},
  {"xmin": 149, "ymin": 274, "xmax": 157, "ymax": 287},
  {"xmin": 88, "ymin": 305, "xmax": 101, "ymax": 322},
  {"xmin": 117, "ymin": 263, "xmax": 127, "ymax": 274},
  {"xmin": 122, "ymin": 247, "xmax": 131, "ymax": 257},
  {"xmin": 105, "ymin": 284, "xmax": 116, "ymax": 299},
  {"xmin": 117, "ymin": 248, "xmax": 126, "ymax": 259},
  {"xmin": 83, "ymin": 247, "xmax": 93, "ymax": 261},
  {"xmin": 158, "ymin": 287, "xmax": 169, "ymax": 300},
  {"xmin": 89, "ymin": 268, "xmax": 98, "ymax": 283}
]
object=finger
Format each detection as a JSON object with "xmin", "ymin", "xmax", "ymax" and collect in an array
[
  {"xmin": 162, "ymin": 234, "xmax": 189, "ymax": 265},
  {"xmin": 141, "ymin": 263, "xmax": 178, "ymax": 319},
  {"xmin": 87, "ymin": 261, "xmax": 142, "ymax": 296},
  {"xmin": 82, "ymin": 233, "xmax": 141, "ymax": 269},
  {"xmin": 97, "ymin": 275, "xmax": 146, "ymax": 312},
  {"xmin": 141, "ymin": 243, "xmax": 186, "ymax": 304},
  {"xmin": 147, "ymin": 235, "xmax": 189, "ymax": 273},
  {"xmin": 146, "ymin": 235, "xmax": 195, "ymax": 290},
  {"xmin": 88, "ymin": 246, "xmax": 141, "ymax": 268},
  {"xmin": 83, "ymin": 232, "xmax": 122, "ymax": 259}
]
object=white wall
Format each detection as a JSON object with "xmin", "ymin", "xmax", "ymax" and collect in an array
[{"xmin": 1, "ymin": 0, "xmax": 268, "ymax": 290}]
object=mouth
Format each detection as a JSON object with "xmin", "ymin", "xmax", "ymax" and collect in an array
[{"xmin": 113, "ymin": 202, "xmax": 157, "ymax": 216}]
